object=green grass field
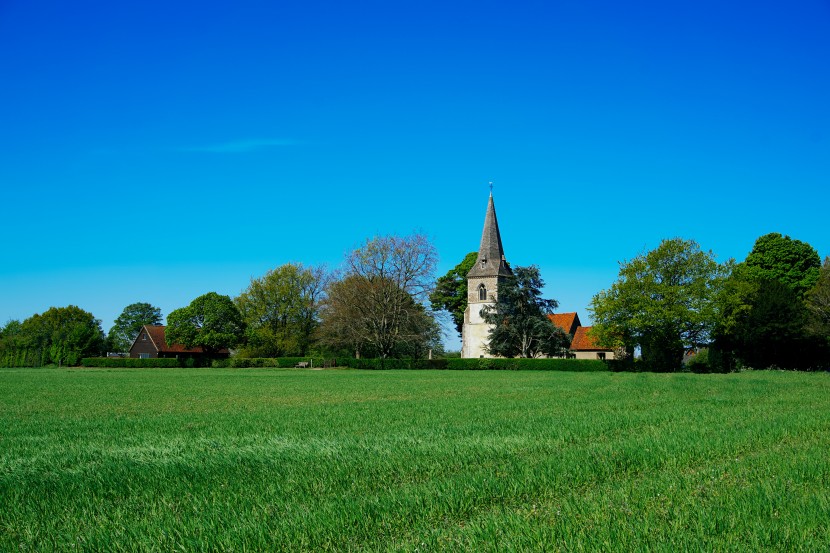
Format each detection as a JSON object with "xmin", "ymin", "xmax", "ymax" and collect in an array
[{"xmin": 1, "ymin": 368, "xmax": 828, "ymax": 551}]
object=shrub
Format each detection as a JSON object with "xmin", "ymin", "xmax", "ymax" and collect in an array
[{"xmin": 81, "ymin": 358, "xmax": 183, "ymax": 368}]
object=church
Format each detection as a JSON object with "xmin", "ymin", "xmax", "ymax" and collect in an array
[{"xmin": 460, "ymin": 193, "xmax": 615, "ymax": 360}]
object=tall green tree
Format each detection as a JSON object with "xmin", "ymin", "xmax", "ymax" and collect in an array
[
  {"xmin": 717, "ymin": 277, "xmax": 816, "ymax": 369},
  {"xmin": 107, "ymin": 302, "xmax": 163, "ymax": 352},
  {"xmin": 590, "ymin": 238, "xmax": 728, "ymax": 372},
  {"xmin": 713, "ymin": 237, "xmax": 826, "ymax": 370},
  {"xmin": 317, "ymin": 233, "xmax": 440, "ymax": 360},
  {"xmin": 235, "ymin": 263, "xmax": 328, "ymax": 357},
  {"xmin": 430, "ymin": 251, "xmax": 477, "ymax": 337},
  {"xmin": 1, "ymin": 306, "xmax": 104, "ymax": 366},
  {"xmin": 481, "ymin": 265, "xmax": 569, "ymax": 358},
  {"xmin": 742, "ymin": 232, "xmax": 821, "ymax": 298},
  {"xmin": 166, "ymin": 293, "xmax": 245, "ymax": 356}
]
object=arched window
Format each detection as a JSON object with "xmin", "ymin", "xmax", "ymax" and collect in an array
[{"xmin": 479, "ymin": 284, "xmax": 487, "ymax": 301}]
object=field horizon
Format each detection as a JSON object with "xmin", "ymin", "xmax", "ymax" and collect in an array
[{"xmin": 2, "ymin": 368, "xmax": 828, "ymax": 551}]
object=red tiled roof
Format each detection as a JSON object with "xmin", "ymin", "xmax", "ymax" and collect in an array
[
  {"xmin": 570, "ymin": 326, "xmax": 610, "ymax": 351},
  {"xmin": 143, "ymin": 325, "xmax": 228, "ymax": 354},
  {"xmin": 548, "ymin": 312, "xmax": 580, "ymax": 335}
]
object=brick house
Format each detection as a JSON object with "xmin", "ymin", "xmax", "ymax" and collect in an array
[{"xmin": 129, "ymin": 325, "xmax": 230, "ymax": 360}]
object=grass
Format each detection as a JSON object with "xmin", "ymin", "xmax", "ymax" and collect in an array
[{"xmin": 1, "ymin": 368, "xmax": 828, "ymax": 551}]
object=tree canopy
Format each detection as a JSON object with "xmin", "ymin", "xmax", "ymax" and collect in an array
[
  {"xmin": 0, "ymin": 306, "xmax": 104, "ymax": 367},
  {"xmin": 806, "ymin": 257, "xmax": 830, "ymax": 342},
  {"xmin": 235, "ymin": 263, "xmax": 328, "ymax": 357},
  {"xmin": 481, "ymin": 265, "xmax": 569, "ymax": 358},
  {"xmin": 166, "ymin": 293, "xmax": 245, "ymax": 355},
  {"xmin": 590, "ymin": 238, "xmax": 728, "ymax": 371},
  {"xmin": 742, "ymin": 232, "xmax": 821, "ymax": 298},
  {"xmin": 317, "ymin": 233, "xmax": 440, "ymax": 360},
  {"xmin": 430, "ymin": 251, "xmax": 477, "ymax": 337},
  {"xmin": 107, "ymin": 302, "xmax": 163, "ymax": 353}
]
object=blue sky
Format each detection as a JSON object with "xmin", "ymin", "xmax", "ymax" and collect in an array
[{"xmin": 2, "ymin": 0, "xmax": 829, "ymax": 350}]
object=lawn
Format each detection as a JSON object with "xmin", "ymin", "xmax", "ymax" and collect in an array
[{"xmin": 1, "ymin": 368, "xmax": 828, "ymax": 551}]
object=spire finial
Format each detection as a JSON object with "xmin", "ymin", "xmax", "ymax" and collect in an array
[{"xmin": 489, "ymin": 181, "xmax": 493, "ymax": 195}]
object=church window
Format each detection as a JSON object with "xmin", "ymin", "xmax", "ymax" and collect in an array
[
  {"xmin": 479, "ymin": 284, "xmax": 487, "ymax": 301},
  {"xmin": 141, "ymin": 333, "xmax": 147, "ymax": 341}
]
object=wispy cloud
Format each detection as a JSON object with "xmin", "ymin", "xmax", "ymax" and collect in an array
[{"xmin": 179, "ymin": 139, "xmax": 302, "ymax": 153}]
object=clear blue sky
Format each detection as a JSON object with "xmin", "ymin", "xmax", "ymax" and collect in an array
[{"xmin": 2, "ymin": 0, "xmax": 829, "ymax": 350}]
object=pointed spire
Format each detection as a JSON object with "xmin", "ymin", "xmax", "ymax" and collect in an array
[{"xmin": 467, "ymin": 192, "xmax": 512, "ymax": 278}]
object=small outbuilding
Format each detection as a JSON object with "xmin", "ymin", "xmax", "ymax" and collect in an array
[{"xmin": 569, "ymin": 326, "xmax": 615, "ymax": 361}]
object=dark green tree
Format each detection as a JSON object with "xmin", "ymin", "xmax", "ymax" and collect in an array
[
  {"xmin": 717, "ymin": 278, "xmax": 817, "ymax": 369},
  {"xmin": 166, "ymin": 293, "xmax": 245, "ymax": 356},
  {"xmin": 235, "ymin": 263, "xmax": 328, "ymax": 357},
  {"xmin": 4, "ymin": 306, "xmax": 105, "ymax": 366},
  {"xmin": 430, "ymin": 251, "xmax": 477, "ymax": 337},
  {"xmin": 481, "ymin": 265, "xmax": 570, "ymax": 358},
  {"xmin": 590, "ymin": 238, "xmax": 728, "ymax": 372},
  {"xmin": 743, "ymin": 232, "xmax": 821, "ymax": 298},
  {"xmin": 107, "ymin": 302, "xmax": 163, "ymax": 353}
]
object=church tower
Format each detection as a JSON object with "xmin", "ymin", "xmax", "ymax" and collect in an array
[{"xmin": 461, "ymin": 192, "xmax": 512, "ymax": 358}]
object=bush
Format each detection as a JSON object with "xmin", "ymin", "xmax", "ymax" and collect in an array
[
  {"xmin": 81, "ymin": 358, "xmax": 184, "ymax": 368},
  {"xmin": 340, "ymin": 357, "xmax": 607, "ymax": 371}
]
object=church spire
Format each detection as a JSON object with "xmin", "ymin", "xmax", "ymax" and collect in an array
[{"xmin": 467, "ymin": 192, "xmax": 512, "ymax": 278}]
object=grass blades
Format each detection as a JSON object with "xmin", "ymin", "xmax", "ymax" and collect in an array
[{"xmin": 1, "ymin": 368, "xmax": 828, "ymax": 551}]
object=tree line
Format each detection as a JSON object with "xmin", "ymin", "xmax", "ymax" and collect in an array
[
  {"xmin": 2, "ymin": 231, "xmax": 827, "ymax": 370},
  {"xmin": 589, "ymin": 233, "xmax": 830, "ymax": 371},
  {"xmin": 0, "ymin": 234, "xmax": 443, "ymax": 367}
]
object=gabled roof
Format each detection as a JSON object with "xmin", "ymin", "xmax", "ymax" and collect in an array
[
  {"xmin": 570, "ymin": 326, "xmax": 612, "ymax": 352},
  {"xmin": 467, "ymin": 193, "xmax": 513, "ymax": 278},
  {"xmin": 548, "ymin": 312, "xmax": 581, "ymax": 336},
  {"xmin": 136, "ymin": 325, "xmax": 228, "ymax": 354}
]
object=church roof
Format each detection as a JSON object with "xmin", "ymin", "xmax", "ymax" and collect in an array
[
  {"xmin": 548, "ymin": 312, "xmax": 581, "ymax": 336},
  {"xmin": 467, "ymin": 193, "xmax": 512, "ymax": 278}
]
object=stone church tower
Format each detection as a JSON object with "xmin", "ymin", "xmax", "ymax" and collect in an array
[{"xmin": 461, "ymin": 193, "xmax": 512, "ymax": 358}]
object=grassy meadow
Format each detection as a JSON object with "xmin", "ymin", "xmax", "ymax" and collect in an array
[{"xmin": 1, "ymin": 368, "xmax": 829, "ymax": 551}]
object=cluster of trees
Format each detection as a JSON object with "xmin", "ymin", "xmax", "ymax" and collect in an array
[
  {"xmin": 590, "ymin": 233, "xmax": 829, "ymax": 371},
  {"xmin": 0, "ymin": 306, "xmax": 106, "ymax": 367},
  {"xmin": 1, "ymin": 233, "xmax": 445, "ymax": 367},
  {"xmin": 3, "ymin": 230, "xmax": 826, "ymax": 371}
]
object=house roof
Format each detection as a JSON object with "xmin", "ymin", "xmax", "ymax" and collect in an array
[
  {"xmin": 570, "ymin": 326, "xmax": 612, "ymax": 351},
  {"xmin": 140, "ymin": 325, "xmax": 228, "ymax": 354},
  {"xmin": 467, "ymin": 193, "xmax": 513, "ymax": 278},
  {"xmin": 548, "ymin": 312, "xmax": 581, "ymax": 335}
]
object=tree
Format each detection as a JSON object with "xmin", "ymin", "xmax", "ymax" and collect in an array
[
  {"xmin": 481, "ymin": 265, "xmax": 570, "ymax": 358},
  {"xmin": 718, "ymin": 277, "xmax": 814, "ymax": 369},
  {"xmin": 806, "ymin": 257, "xmax": 830, "ymax": 341},
  {"xmin": 166, "ymin": 293, "xmax": 245, "ymax": 355},
  {"xmin": 317, "ymin": 233, "xmax": 440, "ymax": 360},
  {"xmin": 107, "ymin": 302, "xmax": 163, "ymax": 352},
  {"xmin": 590, "ymin": 238, "xmax": 728, "ymax": 372},
  {"xmin": 318, "ymin": 275, "xmax": 440, "ymax": 359},
  {"xmin": 235, "ymin": 263, "xmax": 328, "ymax": 357},
  {"xmin": 430, "ymin": 251, "xmax": 477, "ymax": 337},
  {"xmin": 742, "ymin": 232, "xmax": 821, "ymax": 298},
  {"xmin": 1, "ymin": 306, "xmax": 104, "ymax": 366}
]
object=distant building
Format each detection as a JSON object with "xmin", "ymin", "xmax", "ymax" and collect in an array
[
  {"xmin": 569, "ymin": 326, "xmax": 615, "ymax": 360},
  {"xmin": 461, "ymin": 193, "xmax": 512, "ymax": 358},
  {"xmin": 129, "ymin": 325, "xmax": 229, "ymax": 360},
  {"xmin": 460, "ymin": 193, "xmax": 614, "ymax": 360}
]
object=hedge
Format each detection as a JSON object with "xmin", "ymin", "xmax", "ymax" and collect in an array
[
  {"xmin": 341, "ymin": 357, "xmax": 608, "ymax": 371},
  {"xmin": 80, "ymin": 356, "xmax": 609, "ymax": 371},
  {"xmin": 81, "ymin": 358, "xmax": 187, "ymax": 368}
]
